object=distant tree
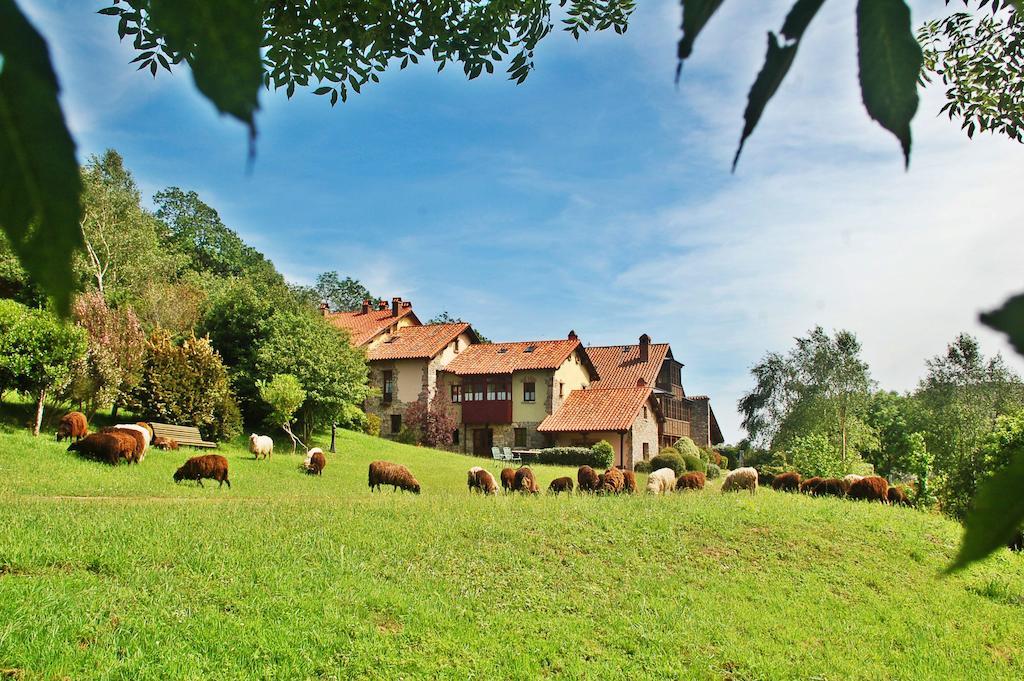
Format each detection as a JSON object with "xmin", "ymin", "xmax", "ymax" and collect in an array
[
  {"xmin": 314, "ymin": 273, "xmax": 376, "ymax": 313},
  {"xmin": 257, "ymin": 373, "xmax": 306, "ymax": 451},
  {"xmin": 70, "ymin": 291, "xmax": 146, "ymax": 417},
  {"xmin": 427, "ymin": 310, "xmax": 489, "ymax": 342},
  {"xmin": 0, "ymin": 233, "xmax": 44, "ymax": 307},
  {"xmin": 0, "ymin": 300, "xmax": 87, "ymax": 436}
]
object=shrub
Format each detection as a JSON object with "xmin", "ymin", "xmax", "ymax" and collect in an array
[
  {"xmin": 364, "ymin": 413, "xmax": 381, "ymax": 437},
  {"xmin": 336, "ymin": 402, "xmax": 368, "ymax": 432},
  {"xmin": 705, "ymin": 462, "xmax": 721, "ymax": 479},
  {"xmin": 682, "ymin": 453, "xmax": 706, "ymax": 473},
  {"xmin": 519, "ymin": 450, "xmax": 540, "ymax": 464},
  {"xmin": 591, "ymin": 440, "xmax": 615, "ymax": 467},
  {"xmin": 790, "ymin": 433, "xmax": 844, "ymax": 478},
  {"xmin": 634, "ymin": 460, "xmax": 652, "ymax": 474},
  {"xmin": 537, "ymin": 446, "xmax": 609, "ymax": 468},
  {"xmin": 674, "ymin": 437, "xmax": 702, "ymax": 460},
  {"xmin": 403, "ymin": 390, "xmax": 458, "ymax": 448},
  {"xmin": 394, "ymin": 426, "xmax": 418, "ymax": 445},
  {"xmin": 649, "ymin": 449, "xmax": 686, "ymax": 476}
]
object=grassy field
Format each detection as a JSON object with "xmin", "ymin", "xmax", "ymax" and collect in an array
[{"xmin": 1, "ymin": 417, "xmax": 1023, "ymax": 679}]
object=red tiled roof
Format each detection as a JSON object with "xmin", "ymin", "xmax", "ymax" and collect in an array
[
  {"xmin": 443, "ymin": 339, "xmax": 583, "ymax": 376},
  {"xmin": 325, "ymin": 307, "xmax": 420, "ymax": 346},
  {"xmin": 367, "ymin": 323, "xmax": 473, "ymax": 361},
  {"xmin": 538, "ymin": 386, "xmax": 654, "ymax": 433},
  {"xmin": 586, "ymin": 343, "xmax": 670, "ymax": 389}
]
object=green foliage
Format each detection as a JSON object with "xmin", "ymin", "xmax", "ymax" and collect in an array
[
  {"xmin": 130, "ymin": 328, "xmax": 241, "ymax": 441},
  {"xmin": 536, "ymin": 446, "xmax": 610, "ymax": 468},
  {"xmin": 394, "ymin": 426, "xmax": 418, "ymax": 445},
  {"xmin": 633, "ymin": 459, "xmax": 652, "ymax": 474},
  {"xmin": 673, "ymin": 437, "xmax": 702, "ymax": 460},
  {"xmin": 363, "ymin": 412, "xmax": 381, "ymax": 438},
  {"xmin": 650, "ymin": 449, "xmax": 686, "ymax": 477},
  {"xmin": 69, "ymin": 290, "xmax": 146, "ymax": 415},
  {"xmin": 677, "ymin": 0, "xmax": 726, "ymax": 62},
  {"xmin": 256, "ymin": 373, "xmax": 306, "ymax": 431},
  {"xmin": 336, "ymin": 403, "xmax": 369, "ymax": 433},
  {"xmin": 0, "ymin": 232, "xmax": 44, "ymax": 307},
  {"xmin": 790, "ymin": 432, "xmax": 843, "ymax": 478},
  {"xmin": 681, "ymin": 453, "xmax": 706, "ymax": 473},
  {"xmin": 706, "ymin": 462, "xmax": 721, "ymax": 479},
  {"xmin": 315, "ymin": 273, "xmax": 376, "ymax": 313},
  {"xmin": 591, "ymin": 440, "xmax": 615, "ymax": 468},
  {"xmin": 0, "ymin": 0, "xmax": 83, "ymax": 315}
]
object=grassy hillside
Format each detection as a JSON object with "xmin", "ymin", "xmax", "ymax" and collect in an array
[{"xmin": 1, "ymin": 423, "xmax": 1023, "ymax": 679}]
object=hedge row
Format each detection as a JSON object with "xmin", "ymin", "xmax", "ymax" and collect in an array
[{"xmin": 523, "ymin": 443, "xmax": 614, "ymax": 468}]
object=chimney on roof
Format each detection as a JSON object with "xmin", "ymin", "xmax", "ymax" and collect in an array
[
  {"xmin": 378, "ymin": 300, "xmax": 388, "ymax": 311},
  {"xmin": 568, "ymin": 330, "xmax": 578, "ymax": 341},
  {"xmin": 391, "ymin": 297, "xmax": 402, "ymax": 317},
  {"xmin": 639, "ymin": 333, "xmax": 650, "ymax": 362},
  {"xmin": 319, "ymin": 302, "xmax": 330, "ymax": 317},
  {"xmin": 402, "ymin": 301, "xmax": 412, "ymax": 309},
  {"xmin": 361, "ymin": 299, "xmax": 371, "ymax": 314}
]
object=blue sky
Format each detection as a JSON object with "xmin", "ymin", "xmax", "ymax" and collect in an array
[{"xmin": 22, "ymin": 1, "xmax": 1024, "ymax": 441}]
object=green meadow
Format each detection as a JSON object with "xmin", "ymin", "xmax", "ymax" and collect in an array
[{"xmin": 1, "ymin": 419, "xmax": 1023, "ymax": 679}]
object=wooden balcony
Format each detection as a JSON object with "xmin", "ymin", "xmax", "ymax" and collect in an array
[
  {"xmin": 662, "ymin": 417, "xmax": 691, "ymax": 439},
  {"xmin": 462, "ymin": 399, "xmax": 512, "ymax": 425}
]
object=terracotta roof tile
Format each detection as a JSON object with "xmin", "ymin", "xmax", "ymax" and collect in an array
[
  {"xmin": 586, "ymin": 343, "xmax": 670, "ymax": 388},
  {"xmin": 443, "ymin": 339, "xmax": 582, "ymax": 375},
  {"xmin": 538, "ymin": 386, "xmax": 654, "ymax": 433},
  {"xmin": 325, "ymin": 307, "xmax": 419, "ymax": 346},
  {"xmin": 367, "ymin": 323, "xmax": 472, "ymax": 361}
]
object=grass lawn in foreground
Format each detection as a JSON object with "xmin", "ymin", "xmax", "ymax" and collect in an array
[{"xmin": 0, "ymin": 421, "xmax": 1023, "ymax": 679}]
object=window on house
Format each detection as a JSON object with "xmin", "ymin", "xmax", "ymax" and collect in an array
[
  {"xmin": 514, "ymin": 428, "xmax": 528, "ymax": 448},
  {"xmin": 487, "ymin": 382, "xmax": 497, "ymax": 401},
  {"xmin": 465, "ymin": 383, "xmax": 482, "ymax": 402},
  {"xmin": 495, "ymin": 382, "xmax": 509, "ymax": 400},
  {"xmin": 390, "ymin": 414, "xmax": 402, "ymax": 434},
  {"xmin": 383, "ymin": 371, "xmax": 394, "ymax": 402},
  {"xmin": 643, "ymin": 406, "xmax": 648, "ymax": 419},
  {"xmin": 452, "ymin": 429, "xmax": 460, "ymax": 445},
  {"xmin": 643, "ymin": 442, "xmax": 650, "ymax": 460},
  {"xmin": 523, "ymin": 382, "xmax": 536, "ymax": 402},
  {"xmin": 559, "ymin": 381, "xmax": 564, "ymax": 398},
  {"xmin": 451, "ymin": 385, "xmax": 462, "ymax": 403}
]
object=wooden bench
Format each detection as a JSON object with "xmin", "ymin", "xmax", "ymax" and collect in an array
[{"xmin": 149, "ymin": 422, "xmax": 217, "ymax": 449}]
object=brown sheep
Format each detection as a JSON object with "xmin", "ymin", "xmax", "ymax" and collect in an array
[
  {"xmin": 468, "ymin": 467, "xmax": 498, "ymax": 495},
  {"xmin": 771, "ymin": 471, "xmax": 801, "ymax": 492},
  {"xmin": 56, "ymin": 411, "xmax": 88, "ymax": 442},
  {"xmin": 548, "ymin": 476, "xmax": 574, "ymax": 494},
  {"xmin": 577, "ymin": 465, "xmax": 601, "ymax": 493},
  {"xmin": 500, "ymin": 467, "xmax": 517, "ymax": 492},
  {"xmin": 675, "ymin": 471, "xmax": 706, "ymax": 491},
  {"xmin": 174, "ymin": 454, "xmax": 230, "ymax": 488},
  {"xmin": 814, "ymin": 478, "xmax": 846, "ymax": 497},
  {"xmin": 514, "ymin": 466, "xmax": 540, "ymax": 494},
  {"xmin": 102, "ymin": 426, "xmax": 146, "ymax": 463},
  {"xmin": 621, "ymin": 470, "xmax": 637, "ymax": 494},
  {"xmin": 306, "ymin": 449, "xmax": 327, "ymax": 476},
  {"xmin": 887, "ymin": 486, "xmax": 909, "ymax": 506},
  {"xmin": 368, "ymin": 460, "xmax": 420, "ymax": 494},
  {"xmin": 135, "ymin": 422, "xmax": 154, "ymax": 439},
  {"xmin": 800, "ymin": 476, "xmax": 823, "ymax": 494},
  {"xmin": 600, "ymin": 467, "xmax": 625, "ymax": 494},
  {"xmin": 758, "ymin": 470, "xmax": 776, "ymax": 488},
  {"xmin": 152, "ymin": 436, "xmax": 179, "ymax": 450},
  {"xmin": 67, "ymin": 432, "xmax": 135, "ymax": 465},
  {"xmin": 847, "ymin": 475, "xmax": 889, "ymax": 502}
]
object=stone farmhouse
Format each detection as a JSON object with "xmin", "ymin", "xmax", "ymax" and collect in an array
[{"xmin": 324, "ymin": 297, "xmax": 723, "ymax": 470}]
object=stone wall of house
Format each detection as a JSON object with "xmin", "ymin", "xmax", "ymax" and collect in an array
[
  {"xmin": 689, "ymin": 397, "xmax": 711, "ymax": 448},
  {"xmin": 628, "ymin": 400, "xmax": 660, "ymax": 470}
]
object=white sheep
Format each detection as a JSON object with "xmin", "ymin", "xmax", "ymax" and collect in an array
[
  {"xmin": 249, "ymin": 433, "xmax": 273, "ymax": 460},
  {"xmin": 646, "ymin": 467, "xmax": 676, "ymax": 495},
  {"xmin": 722, "ymin": 466, "xmax": 758, "ymax": 494},
  {"xmin": 843, "ymin": 474, "xmax": 864, "ymax": 489},
  {"xmin": 114, "ymin": 423, "xmax": 151, "ymax": 461}
]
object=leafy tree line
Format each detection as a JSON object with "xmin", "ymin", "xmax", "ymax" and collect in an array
[{"xmin": 737, "ymin": 328, "xmax": 1024, "ymax": 526}]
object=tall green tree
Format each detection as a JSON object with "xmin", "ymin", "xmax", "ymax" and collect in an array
[{"xmin": 314, "ymin": 273, "xmax": 377, "ymax": 313}]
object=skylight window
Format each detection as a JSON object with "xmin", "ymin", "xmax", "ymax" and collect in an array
[
  {"xmin": 524, "ymin": 345, "xmax": 536, "ymax": 353},
  {"xmin": 497, "ymin": 348, "xmax": 508, "ymax": 354}
]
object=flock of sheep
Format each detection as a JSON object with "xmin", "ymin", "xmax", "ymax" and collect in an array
[{"xmin": 56, "ymin": 412, "xmax": 906, "ymax": 506}]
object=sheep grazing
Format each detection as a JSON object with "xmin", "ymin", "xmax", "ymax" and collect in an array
[
  {"xmin": 621, "ymin": 470, "xmax": 638, "ymax": 494},
  {"xmin": 1009, "ymin": 529, "xmax": 1024, "ymax": 552},
  {"xmin": 675, "ymin": 471, "xmax": 706, "ymax": 491},
  {"xmin": 815, "ymin": 478, "xmax": 846, "ymax": 497},
  {"xmin": 152, "ymin": 436, "xmax": 179, "ymax": 450},
  {"xmin": 135, "ymin": 422, "xmax": 154, "ymax": 440},
  {"xmin": 514, "ymin": 466, "xmax": 540, "ymax": 494},
  {"xmin": 368, "ymin": 460, "xmax": 420, "ymax": 494},
  {"xmin": 548, "ymin": 476, "xmax": 574, "ymax": 494},
  {"xmin": 103, "ymin": 424, "xmax": 151, "ymax": 461},
  {"xmin": 577, "ymin": 465, "xmax": 601, "ymax": 493},
  {"xmin": 646, "ymin": 467, "xmax": 676, "ymax": 495},
  {"xmin": 800, "ymin": 476, "xmax": 823, "ymax": 494},
  {"xmin": 841, "ymin": 474, "xmax": 865, "ymax": 493},
  {"xmin": 600, "ymin": 467, "xmax": 625, "ymax": 494},
  {"xmin": 847, "ymin": 475, "xmax": 889, "ymax": 502},
  {"xmin": 886, "ymin": 486, "xmax": 910, "ymax": 506},
  {"xmin": 758, "ymin": 470, "xmax": 776, "ymax": 488},
  {"xmin": 500, "ymin": 467, "xmax": 517, "ymax": 493},
  {"xmin": 173, "ymin": 454, "xmax": 231, "ymax": 488},
  {"xmin": 104, "ymin": 427, "xmax": 146, "ymax": 463},
  {"xmin": 56, "ymin": 411, "xmax": 88, "ymax": 442},
  {"xmin": 468, "ymin": 466, "xmax": 498, "ymax": 495},
  {"xmin": 722, "ymin": 467, "xmax": 758, "ymax": 494},
  {"xmin": 305, "ymin": 448, "xmax": 326, "ymax": 475},
  {"xmin": 771, "ymin": 471, "xmax": 801, "ymax": 493},
  {"xmin": 67, "ymin": 432, "xmax": 135, "ymax": 465},
  {"xmin": 249, "ymin": 434, "xmax": 273, "ymax": 460}
]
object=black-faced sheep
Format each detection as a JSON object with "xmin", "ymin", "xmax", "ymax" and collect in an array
[
  {"xmin": 56, "ymin": 411, "xmax": 88, "ymax": 442},
  {"xmin": 249, "ymin": 434, "xmax": 273, "ymax": 460},
  {"xmin": 67, "ymin": 432, "xmax": 135, "ymax": 465},
  {"xmin": 722, "ymin": 467, "xmax": 758, "ymax": 494},
  {"xmin": 646, "ymin": 467, "xmax": 676, "ymax": 494},
  {"xmin": 514, "ymin": 466, "xmax": 540, "ymax": 494},
  {"xmin": 758, "ymin": 470, "xmax": 776, "ymax": 488},
  {"xmin": 368, "ymin": 460, "xmax": 420, "ymax": 493},
  {"xmin": 468, "ymin": 466, "xmax": 498, "ymax": 495},
  {"xmin": 548, "ymin": 476, "xmax": 574, "ymax": 494},
  {"xmin": 601, "ymin": 467, "xmax": 625, "ymax": 494},
  {"xmin": 174, "ymin": 454, "xmax": 230, "ymax": 488},
  {"xmin": 800, "ymin": 477, "xmax": 823, "ymax": 494},
  {"xmin": 771, "ymin": 471, "xmax": 801, "ymax": 492},
  {"xmin": 847, "ymin": 475, "xmax": 889, "ymax": 502},
  {"xmin": 577, "ymin": 465, "xmax": 601, "ymax": 493},
  {"xmin": 815, "ymin": 478, "xmax": 846, "ymax": 497},
  {"xmin": 675, "ymin": 471, "xmax": 706, "ymax": 491},
  {"xmin": 500, "ymin": 467, "xmax": 517, "ymax": 493},
  {"xmin": 621, "ymin": 470, "xmax": 637, "ymax": 494},
  {"xmin": 305, "ymin": 448, "xmax": 326, "ymax": 475}
]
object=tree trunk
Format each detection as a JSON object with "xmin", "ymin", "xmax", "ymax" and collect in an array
[
  {"xmin": 33, "ymin": 388, "xmax": 46, "ymax": 437},
  {"xmin": 111, "ymin": 402, "xmax": 119, "ymax": 419}
]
